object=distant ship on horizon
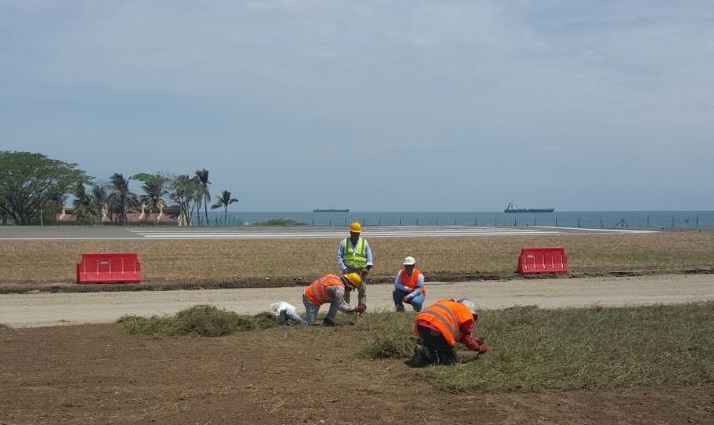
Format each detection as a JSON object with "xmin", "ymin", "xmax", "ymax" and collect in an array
[
  {"xmin": 504, "ymin": 202, "xmax": 555, "ymax": 214},
  {"xmin": 313, "ymin": 208, "xmax": 350, "ymax": 213}
]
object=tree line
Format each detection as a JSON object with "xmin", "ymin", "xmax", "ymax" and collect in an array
[{"xmin": 0, "ymin": 151, "xmax": 239, "ymax": 226}]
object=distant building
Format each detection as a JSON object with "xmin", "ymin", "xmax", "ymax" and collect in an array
[{"xmin": 56, "ymin": 204, "xmax": 181, "ymax": 224}]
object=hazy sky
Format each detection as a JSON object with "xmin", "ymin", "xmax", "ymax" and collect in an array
[{"xmin": 2, "ymin": 1, "xmax": 713, "ymax": 212}]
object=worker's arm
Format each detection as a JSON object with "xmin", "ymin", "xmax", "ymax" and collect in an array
[
  {"xmin": 394, "ymin": 273, "xmax": 410, "ymax": 292},
  {"xmin": 336, "ymin": 239, "xmax": 348, "ymax": 273},
  {"xmin": 404, "ymin": 273, "xmax": 425, "ymax": 300},
  {"xmin": 364, "ymin": 241, "xmax": 374, "ymax": 269},
  {"xmin": 458, "ymin": 320, "xmax": 487, "ymax": 353},
  {"xmin": 330, "ymin": 286, "xmax": 359, "ymax": 313}
]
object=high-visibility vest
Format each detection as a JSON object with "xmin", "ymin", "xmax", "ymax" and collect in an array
[
  {"xmin": 342, "ymin": 237, "xmax": 368, "ymax": 269},
  {"xmin": 305, "ymin": 274, "xmax": 344, "ymax": 306},
  {"xmin": 399, "ymin": 269, "xmax": 426, "ymax": 295},
  {"xmin": 414, "ymin": 300, "xmax": 473, "ymax": 346}
]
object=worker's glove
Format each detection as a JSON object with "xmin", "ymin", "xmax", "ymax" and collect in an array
[
  {"xmin": 353, "ymin": 305, "xmax": 366, "ymax": 314},
  {"xmin": 475, "ymin": 337, "xmax": 488, "ymax": 354}
]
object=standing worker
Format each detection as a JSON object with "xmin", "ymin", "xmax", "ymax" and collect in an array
[
  {"xmin": 336, "ymin": 221, "xmax": 373, "ymax": 308},
  {"xmin": 393, "ymin": 256, "xmax": 426, "ymax": 312},
  {"xmin": 406, "ymin": 298, "xmax": 488, "ymax": 367},
  {"xmin": 302, "ymin": 273, "xmax": 366, "ymax": 326}
]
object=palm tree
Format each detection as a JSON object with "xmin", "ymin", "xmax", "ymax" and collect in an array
[
  {"xmin": 90, "ymin": 183, "xmax": 110, "ymax": 223},
  {"xmin": 108, "ymin": 173, "xmax": 138, "ymax": 225},
  {"xmin": 195, "ymin": 169, "xmax": 211, "ymax": 226},
  {"xmin": 72, "ymin": 182, "xmax": 92, "ymax": 224},
  {"xmin": 134, "ymin": 173, "xmax": 168, "ymax": 223},
  {"xmin": 211, "ymin": 190, "xmax": 239, "ymax": 225}
]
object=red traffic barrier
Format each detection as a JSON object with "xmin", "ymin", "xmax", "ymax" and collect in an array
[
  {"xmin": 76, "ymin": 253, "xmax": 142, "ymax": 284},
  {"xmin": 517, "ymin": 247, "xmax": 568, "ymax": 275}
]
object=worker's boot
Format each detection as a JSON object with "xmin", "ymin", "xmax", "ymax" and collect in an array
[
  {"xmin": 396, "ymin": 305, "xmax": 405, "ymax": 312},
  {"xmin": 278, "ymin": 310, "xmax": 288, "ymax": 325},
  {"xmin": 322, "ymin": 317, "xmax": 336, "ymax": 327},
  {"xmin": 406, "ymin": 343, "xmax": 432, "ymax": 367}
]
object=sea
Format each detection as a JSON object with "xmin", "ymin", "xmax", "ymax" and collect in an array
[{"xmin": 196, "ymin": 210, "xmax": 714, "ymax": 230}]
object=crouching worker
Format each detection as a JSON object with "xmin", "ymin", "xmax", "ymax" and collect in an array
[
  {"xmin": 302, "ymin": 273, "xmax": 366, "ymax": 326},
  {"xmin": 406, "ymin": 298, "xmax": 488, "ymax": 367},
  {"xmin": 270, "ymin": 301, "xmax": 306, "ymax": 325},
  {"xmin": 393, "ymin": 256, "xmax": 425, "ymax": 312}
]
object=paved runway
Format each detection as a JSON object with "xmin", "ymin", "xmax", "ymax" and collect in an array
[{"xmin": 0, "ymin": 225, "xmax": 656, "ymax": 240}]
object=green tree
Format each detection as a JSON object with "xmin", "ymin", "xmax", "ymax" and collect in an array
[
  {"xmin": 195, "ymin": 169, "xmax": 211, "ymax": 226},
  {"xmin": 107, "ymin": 173, "xmax": 139, "ymax": 225},
  {"xmin": 134, "ymin": 173, "xmax": 169, "ymax": 223},
  {"xmin": 167, "ymin": 174, "xmax": 200, "ymax": 226},
  {"xmin": 72, "ymin": 182, "xmax": 93, "ymax": 224},
  {"xmin": 73, "ymin": 182, "xmax": 110, "ymax": 225},
  {"xmin": 0, "ymin": 151, "xmax": 89, "ymax": 225},
  {"xmin": 211, "ymin": 190, "xmax": 239, "ymax": 225}
]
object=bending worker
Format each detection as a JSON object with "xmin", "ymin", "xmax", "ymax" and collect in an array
[
  {"xmin": 393, "ymin": 256, "xmax": 425, "ymax": 312},
  {"xmin": 336, "ymin": 221, "xmax": 373, "ymax": 308},
  {"xmin": 302, "ymin": 272, "xmax": 366, "ymax": 326},
  {"xmin": 407, "ymin": 298, "xmax": 488, "ymax": 367}
]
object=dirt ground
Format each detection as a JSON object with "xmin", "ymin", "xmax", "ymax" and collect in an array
[
  {"xmin": 3, "ymin": 274, "xmax": 714, "ymax": 328},
  {"xmin": 1, "ymin": 321, "xmax": 712, "ymax": 425}
]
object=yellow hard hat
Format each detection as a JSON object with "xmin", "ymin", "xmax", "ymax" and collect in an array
[
  {"xmin": 350, "ymin": 222, "xmax": 362, "ymax": 233},
  {"xmin": 343, "ymin": 272, "xmax": 362, "ymax": 287}
]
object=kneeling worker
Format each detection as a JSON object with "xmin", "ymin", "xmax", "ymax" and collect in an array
[
  {"xmin": 407, "ymin": 298, "xmax": 488, "ymax": 367},
  {"xmin": 302, "ymin": 273, "xmax": 365, "ymax": 326}
]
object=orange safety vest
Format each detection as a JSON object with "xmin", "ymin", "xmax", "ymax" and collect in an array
[
  {"xmin": 414, "ymin": 300, "xmax": 473, "ymax": 346},
  {"xmin": 399, "ymin": 269, "xmax": 426, "ymax": 295},
  {"xmin": 305, "ymin": 274, "xmax": 345, "ymax": 306}
]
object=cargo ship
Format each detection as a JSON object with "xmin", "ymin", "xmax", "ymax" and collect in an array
[
  {"xmin": 313, "ymin": 208, "xmax": 349, "ymax": 213},
  {"xmin": 504, "ymin": 202, "xmax": 554, "ymax": 213}
]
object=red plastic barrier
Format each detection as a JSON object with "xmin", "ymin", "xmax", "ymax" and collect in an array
[
  {"xmin": 76, "ymin": 253, "xmax": 142, "ymax": 284},
  {"xmin": 517, "ymin": 247, "xmax": 568, "ymax": 275}
]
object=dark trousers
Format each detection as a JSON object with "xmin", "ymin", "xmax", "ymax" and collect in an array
[{"xmin": 417, "ymin": 325, "xmax": 458, "ymax": 365}]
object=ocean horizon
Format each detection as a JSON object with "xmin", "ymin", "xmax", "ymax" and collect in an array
[{"xmin": 195, "ymin": 210, "xmax": 714, "ymax": 230}]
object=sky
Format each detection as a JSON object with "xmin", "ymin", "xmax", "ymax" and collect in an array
[{"xmin": 1, "ymin": 1, "xmax": 713, "ymax": 212}]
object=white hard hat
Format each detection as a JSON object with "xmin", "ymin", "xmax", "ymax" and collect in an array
[
  {"xmin": 403, "ymin": 256, "xmax": 416, "ymax": 266},
  {"xmin": 457, "ymin": 298, "xmax": 477, "ymax": 315}
]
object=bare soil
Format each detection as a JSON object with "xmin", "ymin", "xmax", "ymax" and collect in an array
[
  {"xmin": 1, "ymin": 321, "xmax": 713, "ymax": 425},
  {"xmin": 2, "ymin": 232, "xmax": 714, "ymax": 424}
]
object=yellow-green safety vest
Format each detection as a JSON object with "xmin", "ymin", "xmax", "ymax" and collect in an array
[{"xmin": 343, "ymin": 237, "xmax": 368, "ymax": 269}]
